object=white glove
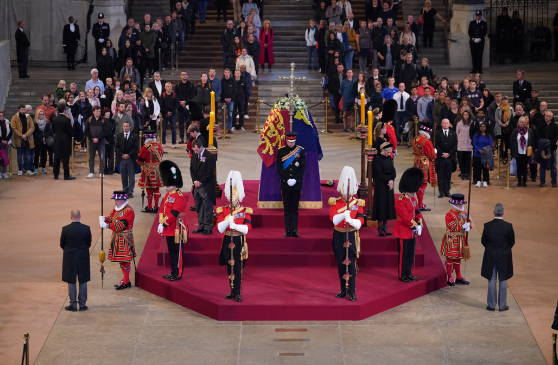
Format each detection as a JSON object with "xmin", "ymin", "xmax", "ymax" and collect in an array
[
  {"xmin": 463, "ymin": 222, "xmax": 471, "ymax": 232},
  {"xmin": 99, "ymin": 216, "xmax": 105, "ymax": 226},
  {"xmin": 474, "ymin": 38, "xmax": 481, "ymax": 43},
  {"xmin": 230, "ymin": 222, "xmax": 237, "ymax": 230},
  {"xmin": 344, "ymin": 210, "xmax": 351, "ymax": 220},
  {"xmin": 228, "ymin": 216, "xmax": 234, "ymax": 224},
  {"xmin": 434, "ymin": 148, "xmax": 438, "ymax": 154},
  {"xmin": 100, "ymin": 221, "xmax": 109, "ymax": 229},
  {"xmin": 393, "ymin": 150, "xmax": 398, "ymax": 157},
  {"xmin": 287, "ymin": 179, "xmax": 296, "ymax": 186},
  {"xmin": 99, "ymin": 38, "xmax": 105, "ymax": 43},
  {"xmin": 347, "ymin": 218, "xmax": 362, "ymax": 230},
  {"xmin": 415, "ymin": 225, "xmax": 423, "ymax": 236},
  {"xmin": 157, "ymin": 223, "xmax": 164, "ymax": 234}
]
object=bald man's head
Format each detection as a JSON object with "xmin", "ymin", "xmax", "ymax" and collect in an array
[{"xmin": 70, "ymin": 210, "xmax": 81, "ymax": 221}]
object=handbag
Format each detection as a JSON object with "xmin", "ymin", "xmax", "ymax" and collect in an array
[
  {"xmin": 510, "ymin": 157, "xmax": 517, "ymax": 176},
  {"xmin": 526, "ymin": 145, "xmax": 533, "ymax": 157},
  {"xmin": 417, "ymin": 12, "xmax": 424, "ymax": 26},
  {"xmin": 0, "ymin": 148, "xmax": 8, "ymax": 167},
  {"xmin": 46, "ymin": 135, "xmax": 55, "ymax": 147}
]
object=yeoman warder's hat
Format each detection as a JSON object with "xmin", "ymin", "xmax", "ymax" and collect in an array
[
  {"xmin": 449, "ymin": 193, "xmax": 467, "ymax": 205},
  {"xmin": 112, "ymin": 190, "xmax": 129, "ymax": 200}
]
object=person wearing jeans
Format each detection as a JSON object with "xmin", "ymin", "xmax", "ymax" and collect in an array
[
  {"xmin": 0, "ymin": 111, "xmax": 12, "ymax": 178},
  {"xmin": 305, "ymin": 20, "xmax": 318, "ymax": 70},
  {"xmin": 11, "ymin": 105, "xmax": 35, "ymax": 175},
  {"xmin": 160, "ymin": 82, "xmax": 178, "ymax": 147},
  {"xmin": 220, "ymin": 69, "xmax": 237, "ymax": 134},
  {"xmin": 198, "ymin": 0, "xmax": 208, "ymax": 23},
  {"xmin": 85, "ymin": 106, "xmax": 109, "ymax": 178}
]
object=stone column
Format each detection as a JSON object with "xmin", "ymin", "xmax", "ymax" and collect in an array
[{"xmin": 448, "ymin": 0, "xmax": 490, "ymax": 70}]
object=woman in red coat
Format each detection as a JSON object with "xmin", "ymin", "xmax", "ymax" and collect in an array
[{"xmin": 259, "ymin": 19, "xmax": 275, "ymax": 72}]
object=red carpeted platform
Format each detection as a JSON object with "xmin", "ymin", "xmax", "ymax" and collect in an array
[{"xmin": 136, "ymin": 181, "xmax": 447, "ymax": 321}]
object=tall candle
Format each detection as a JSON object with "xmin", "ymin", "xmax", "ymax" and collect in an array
[
  {"xmin": 367, "ymin": 110, "xmax": 373, "ymax": 147},
  {"xmin": 360, "ymin": 93, "xmax": 365, "ymax": 127},
  {"xmin": 210, "ymin": 91, "xmax": 215, "ymax": 113},
  {"xmin": 209, "ymin": 111, "xmax": 215, "ymax": 147}
]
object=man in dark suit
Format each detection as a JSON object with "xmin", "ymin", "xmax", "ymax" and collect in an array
[
  {"xmin": 63, "ymin": 16, "xmax": 81, "ymax": 70},
  {"xmin": 276, "ymin": 132, "xmax": 306, "ymax": 237},
  {"xmin": 468, "ymin": 10, "xmax": 487, "ymax": 74},
  {"xmin": 328, "ymin": 63, "xmax": 344, "ymax": 124},
  {"xmin": 15, "ymin": 20, "xmax": 30, "ymax": 78},
  {"xmin": 147, "ymin": 71, "xmax": 166, "ymax": 102},
  {"xmin": 481, "ymin": 203, "xmax": 515, "ymax": 312},
  {"xmin": 435, "ymin": 118, "xmax": 457, "ymax": 197},
  {"xmin": 190, "ymin": 138, "xmax": 216, "ymax": 234},
  {"xmin": 115, "ymin": 121, "xmax": 139, "ymax": 197},
  {"xmin": 52, "ymin": 104, "xmax": 75, "ymax": 180},
  {"xmin": 60, "ymin": 209, "xmax": 92, "ymax": 311},
  {"xmin": 512, "ymin": 70, "xmax": 532, "ymax": 106}
]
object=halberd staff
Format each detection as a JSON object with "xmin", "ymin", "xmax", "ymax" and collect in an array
[
  {"xmin": 217, "ymin": 171, "xmax": 252, "ymax": 302},
  {"xmin": 158, "ymin": 160, "xmax": 188, "ymax": 282},
  {"xmin": 329, "ymin": 166, "xmax": 364, "ymax": 302},
  {"xmin": 99, "ymin": 191, "xmax": 136, "ymax": 290}
]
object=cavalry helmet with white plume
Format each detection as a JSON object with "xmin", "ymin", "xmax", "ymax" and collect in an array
[
  {"xmin": 337, "ymin": 166, "xmax": 358, "ymax": 196},
  {"xmin": 225, "ymin": 170, "xmax": 245, "ymax": 203}
]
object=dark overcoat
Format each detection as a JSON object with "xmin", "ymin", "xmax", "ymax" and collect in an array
[
  {"xmin": 481, "ymin": 219, "xmax": 515, "ymax": 281},
  {"xmin": 61, "ymin": 221, "xmax": 92, "ymax": 283},
  {"xmin": 52, "ymin": 114, "xmax": 73, "ymax": 159}
]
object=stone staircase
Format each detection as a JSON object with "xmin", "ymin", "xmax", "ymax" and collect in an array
[{"xmin": 483, "ymin": 79, "xmax": 558, "ymax": 111}]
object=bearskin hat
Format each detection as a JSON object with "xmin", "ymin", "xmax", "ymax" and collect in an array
[
  {"xmin": 186, "ymin": 100, "xmax": 204, "ymax": 122},
  {"xmin": 398, "ymin": 167, "xmax": 424, "ymax": 193},
  {"xmin": 159, "ymin": 160, "xmax": 183, "ymax": 188},
  {"xmin": 381, "ymin": 99, "xmax": 398, "ymax": 123}
]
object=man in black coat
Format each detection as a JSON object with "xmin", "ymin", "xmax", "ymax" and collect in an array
[
  {"xmin": 481, "ymin": 203, "xmax": 515, "ymax": 312},
  {"xmin": 63, "ymin": 16, "xmax": 81, "ymax": 70},
  {"xmin": 147, "ymin": 71, "xmax": 166, "ymax": 102},
  {"xmin": 61, "ymin": 209, "xmax": 92, "ymax": 311},
  {"xmin": 15, "ymin": 20, "xmax": 30, "ymax": 78},
  {"xmin": 435, "ymin": 118, "xmax": 457, "ymax": 197},
  {"xmin": 115, "ymin": 121, "xmax": 139, "ymax": 197},
  {"xmin": 512, "ymin": 70, "xmax": 532, "ymax": 106},
  {"xmin": 52, "ymin": 104, "xmax": 75, "ymax": 180},
  {"xmin": 538, "ymin": 110, "xmax": 558, "ymax": 187},
  {"xmin": 328, "ymin": 63, "xmax": 344, "ymax": 124},
  {"xmin": 276, "ymin": 132, "xmax": 306, "ymax": 237},
  {"xmin": 190, "ymin": 138, "xmax": 216, "ymax": 234},
  {"xmin": 175, "ymin": 71, "xmax": 196, "ymax": 143},
  {"xmin": 468, "ymin": 10, "xmax": 487, "ymax": 74}
]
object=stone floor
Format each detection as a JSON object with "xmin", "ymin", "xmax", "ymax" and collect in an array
[{"xmin": 1, "ymin": 64, "xmax": 557, "ymax": 364}]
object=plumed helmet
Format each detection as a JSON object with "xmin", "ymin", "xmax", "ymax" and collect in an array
[
  {"xmin": 186, "ymin": 100, "xmax": 204, "ymax": 122},
  {"xmin": 224, "ymin": 171, "xmax": 245, "ymax": 203},
  {"xmin": 381, "ymin": 99, "xmax": 398, "ymax": 123},
  {"xmin": 398, "ymin": 167, "xmax": 424, "ymax": 193},
  {"xmin": 159, "ymin": 160, "xmax": 183, "ymax": 188},
  {"xmin": 337, "ymin": 166, "xmax": 358, "ymax": 196}
]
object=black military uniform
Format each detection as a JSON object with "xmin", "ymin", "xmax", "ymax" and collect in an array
[
  {"xmin": 92, "ymin": 13, "xmax": 110, "ymax": 57},
  {"xmin": 468, "ymin": 10, "xmax": 487, "ymax": 74},
  {"xmin": 276, "ymin": 132, "xmax": 306, "ymax": 237}
]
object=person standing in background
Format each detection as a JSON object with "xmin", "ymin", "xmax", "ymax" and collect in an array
[
  {"xmin": 63, "ymin": 16, "xmax": 81, "ymax": 70},
  {"xmin": 15, "ymin": 20, "xmax": 30, "ymax": 78}
]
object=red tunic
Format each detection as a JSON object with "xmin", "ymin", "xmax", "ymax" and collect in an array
[
  {"xmin": 160, "ymin": 189, "xmax": 188, "ymax": 237},
  {"xmin": 105, "ymin": 204, "xmax": 136, "ymax": 262},
  {"xmin": 440, "ymin": 208, "xmax": 468, "ymax": 259},
  {"xmin": 137, "ymin": 141, "xmax": 164, "ymax": 189},
  {"xmin": 328, "ymin": 197, "xmax": 365, "ymax": 231},
  {"xmin": 394, "ymin": 194, "xmax": 423, "ymax": 239},
  {"xmin": 216, "ymin": 205, "xmax": 253, "ymax": 233},
  {"xmin": 386, "ymin": 122, "xmax": 398, "ymax": 152},
  {"xmin": 413, "ymin": 134, "xmax": 437, "ymax": 184}
]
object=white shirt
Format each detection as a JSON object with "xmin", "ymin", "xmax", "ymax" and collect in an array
[
  {"xmin": 393, "ymin": 91, "xmax": 410, "ymax": 111},
  {"xmin": 443, "ymin": 128, "xmax": 449, "ymax": 137},
  {"xmin": 70, "ymin": 23, "xmax": 75, "ymax": 32},
  {"xmin": 124, "ymin": 132, "xmax": 130, "ymax": 139},
  {"xmin": 154, "ymin": 80, "xmax": 162, "ymax": 96}
]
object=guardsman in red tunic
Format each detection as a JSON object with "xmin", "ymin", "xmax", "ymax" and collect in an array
[
  {"xmin": 441, "ymin": 193, "xmax": 471, "ymax": 286},
  {"xmin": 157, "ymin": 160, "xmax": 188, "ymax": 281},
  {"xmin": 137, "ymin": 130, "xmax": 164, "ymax": 213},
  {"xmin": 394, "ymin": 168, "xmax": 424, "ymax": 283},
  {"xmin": 329, "ymin": 166, "xmax": 365, "ymax": 302},
  {"xmin": 382, "ymin": 99, "xmax": 398, "ymax": 155},
  {"xmin": 413, "ymin": 122, "xmax": 437, "ymax": 211},
  {"xmin": 99, "ymin": 191, "xmax": 136, "ymax": 290},
  {"xmin": 217, "ymin": 171, "xmax": 252, "ymax": 302}
]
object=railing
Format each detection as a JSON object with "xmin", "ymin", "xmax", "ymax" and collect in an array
[
  {"xmin": 488, "ymin": 0, "xmax": 550, "ymax": 64},
  {"xmin": 443, "ymin": 0, "xmax": 456, "ymax": 65}
]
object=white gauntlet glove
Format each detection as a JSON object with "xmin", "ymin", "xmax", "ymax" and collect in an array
[
  {"xmin": 344, "ymin": 210, "xmax": 351, "ymax": 221},
  {"xmin": 463, "ymin": 222, "xmax": 471, "ymax": 232},
  {"xmin": 287, "ymin": 179, "xmax": 296, "ymax": 186},
  {"xmin": 415, "ymin": 224, "xmax": 423, "ymax": 236},
  {"xmin": 99, "ymin": 216, "xmax": 105, "ymax": 226},
  {"xmin": 157, "ymin": 224, "xmax": 164, "ymax": 234},
  {"xmin": 230, "ymin": 222, "xmax": 237, "ymax": 230},
  {"xmin": 228, "ymin": 216, "xmax": 234, "ymax": 225}
]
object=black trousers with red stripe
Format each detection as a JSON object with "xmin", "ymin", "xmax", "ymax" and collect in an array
[
  {"xmin": 398, "ymin": 238, "xmax": 416, "ymax": 279},
  {"xmin": 332, "ymin": 230, "xmax": 357, "ymax": 294},
  {"xmin": 166, "ymin": 236, "xmax": 183, "ymax": 277}
]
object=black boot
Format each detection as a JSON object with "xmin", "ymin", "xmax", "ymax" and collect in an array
[
  {"xmin": 552, "ymin": 316, "xmax": 558, "ymax": 330},
  {"xmin": 378, "ymin": 221, "xmax": 385, "ymax": 236},
  {"xmin": 225, "ymin": 291, "xmax": 235, "ymax": 299}
]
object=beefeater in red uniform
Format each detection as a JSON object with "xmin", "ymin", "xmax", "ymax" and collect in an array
[
  {"xmin": 217, "ymin": 171, "xmax": 252, "ymax": 302},
  {"xmin": 413, "ymin": 122, "xmax": 437, "ymax": 211},
  {"xmin": 157, "ymin": 160, "xmax": 188, "ymax": 282},
  {"xmin": 394, "ymin": 167, "xmax": 424, "ymax": 283},
  {"xmin": 99, "ymin": 191, "xmax": 136, "ymax": 290},
  {"xmin": 329, "ymin": 166, "xmax": 365, "ymax": 302},
  {"xmin": 441, "ymin": 193, "xmax": 471, "ymax": 286},
  {"xmin": 137, "ymin": 130, "xmax": 164, "ymax": 213}
]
